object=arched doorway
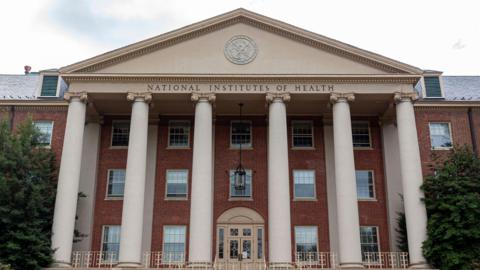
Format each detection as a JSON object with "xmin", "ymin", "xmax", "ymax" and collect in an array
[{"xmin": 216, "ymin": 207, "xmax": 265, "ymax": 266}]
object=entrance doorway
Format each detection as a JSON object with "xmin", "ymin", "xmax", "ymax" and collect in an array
[{"xmin": 216, "ymin": 207, "xmax": 265, "ymax": 268}]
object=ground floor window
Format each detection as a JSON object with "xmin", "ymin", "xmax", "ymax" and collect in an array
[
  {"xmin": 294, "ymin": 226, "xmax": 318, "ymax": 261},
  {"xmin": 163, "ymin": 225, "xmax": 186, "ymax": 262},
  {"xmin": 360, "ymin": 226, "xmax": 380, "ymax": 261},
  {"xmin": 101, "ymin": 225, "xmax": 121, "ymax": 262}
]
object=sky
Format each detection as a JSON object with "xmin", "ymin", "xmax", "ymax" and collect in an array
[{"xmin": 0, "ymin": 0, "xmax": 479, "ymax": 75}]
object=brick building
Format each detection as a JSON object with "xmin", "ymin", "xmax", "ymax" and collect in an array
[{"xmin": 1, "ymin": 9, "xmax": 479, "ymax": 270}]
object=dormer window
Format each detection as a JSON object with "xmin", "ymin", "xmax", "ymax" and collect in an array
[
  {"xmin": 40, "ymin": 75, "xmax": 59, "ymax": 97},
  {"xmin": 423, "ymin": 76, "xmax": 443, "ymax": 98}
]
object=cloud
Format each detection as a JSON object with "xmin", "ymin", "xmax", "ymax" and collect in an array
[{"xmin": 452, "ymin": 39, "xmax": 467, "ymax": 50}]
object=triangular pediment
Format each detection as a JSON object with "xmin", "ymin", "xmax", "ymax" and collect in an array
[{"xmin": 60, "ymin": 9, "xmax": 423, "ymax": 75}]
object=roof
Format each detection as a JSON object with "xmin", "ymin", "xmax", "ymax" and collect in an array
[
  {"xmin": 416, "ymin": 76, "xmax": 480, "ymax": 101},
  {"xmin": 0, "ymin": 74, "xmax": 40, "ymax": 100}
]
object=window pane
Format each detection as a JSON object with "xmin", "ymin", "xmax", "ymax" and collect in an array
[
  {"xmin": 163, "ymin": 226, "xmax": 186, "ymax": 262},
  {"xmin": 166, "ymin": 170, "xmax": 188, "ymax": 198},
  {"xmin": 257, "ymin": 228, "xmax": 263, "ymax": 259},
  {"xmin": 219, "ymin": 228, "xmax": 224, "ymax": 259},
  {"xmin": 360, "ymin": 227, "xmax": 379, "ymax": 261},
  {"xmin": 107, "ymin": 170, "xmax": 125, "ymax": 197},
  {"xmin": 229, "ymin": 170, "xmax": 252, "ymax": 197},
  {"xmin": 292, "ymin": 121, "xmax": 313, "ymax": 147},
  {"xmin": 231, "ymin": 121, "xmax": 251, "ymax": 147},
  {"xmin": 169, "ymin": 121, "xmax": 190, "ymax": 147},
  {"xmin": 102, "ymin": 226, "xmax": 121, "ymax": 262},
  {"xmin": 112, "ymin": 122, "xmax": 130, "ymax": 146},
  {"xmin": 294, "ymin": 170, "xmax": 315, "ymax": 199},
  {"xmin": 33, "ymin": 121, "xmax": 53, "ymax": 146},
  {"xmin": 429, "ymin": 123, "xmax": 452, "ymax": 148},
  {"xmin": 356, "ymin": 171, "xmax": 374, "ymax": 199},
  {"xmin": 352, "ymin": 122, "xmax": 371, "ymax": 148},
  {"xmin": 295, "ymin": 226, "xmax": 318, "ymax": 260}
]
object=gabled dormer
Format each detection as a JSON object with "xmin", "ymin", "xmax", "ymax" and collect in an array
[
  {"xmin": 421, "ymin": 70, "xmax": 444, "ymax": 99},
  {"xmin": 37, "ymin": 69, "xmax": 67, "ymax": 98}
]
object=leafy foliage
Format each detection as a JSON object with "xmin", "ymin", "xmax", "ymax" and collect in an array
[
  {"xmin": 0, "ymin": 118, "xmax": 57, "ymax": 270},
  {"xmin": 422, "ymin": 146, "xmax": 480, "ymax": 270}
]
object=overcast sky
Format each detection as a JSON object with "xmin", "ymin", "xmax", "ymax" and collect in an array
[{"xmin": 1, "ymin": 0, "xmax": 479, "ymax": 75}]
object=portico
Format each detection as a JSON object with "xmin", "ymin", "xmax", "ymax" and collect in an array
[{"xmin": 49, "ymin": 8, "xmax": 432, "ymax": 270}]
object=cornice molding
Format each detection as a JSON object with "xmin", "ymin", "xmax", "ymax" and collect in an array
[
  {"xmin": 60, "ymin": 9, "xmax": 422, "ymax": 75},
  {"xmin": 7, "ymin": 105, "xmax": 68, "ymax": 112}
]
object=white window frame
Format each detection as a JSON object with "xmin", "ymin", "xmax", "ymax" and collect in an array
[
  {"xmin": 162, "ymin": 225, "xmax": 187, "ymax": 263},
  {"xmin": 36, "ymin": 73, "xmax": 61, "ymax": 98},
  {"xmin": 360, "ymin": 226, "xmax": 381, "ymax": 262},
  {"xmin": 230, "ymin": 120, "xmax": 253, "ymax": 149},
  {"xmin": 105, "ymin": 169, "xmax": 126, "ymax": 200},
  {"xmin": 33, "ymin": 120, "xmax": 54, "ymax": 148},
  {"xmin": 352, "ymin": 121, "xmax": 372, "ymax": 149},
  {"xmin": 100, "ymin": 225, "xmax": 121, "ymax": 262},
  {"xmin": 291, "ymin": 120, "xmax": 314, "ymax": 149},
  {"xmin": 167, "ymin": 120, "xmax": 191, "ymax": 148},
  {"xmin": 421, "ymin": 75, "xmax": 445, "ymax": 99},
  {"xmin": 165, "ymin": 169, "xmax": 189, "ymax": 200},
  {"xmin": 294, "ymin": 226, "xmax": 319, "ymax": 256},
  {"xmin": 228, "ymin": 169, "xmax": 253, "ymax": 200},
  {"xmin": 293, "ymin": 170, "xmax": 317, "ymax": 200},
  {"xmin": 428, "ymin": 122, "xmax": 453, "ymax": 150},
  {"xmin": 355, "ymin": 170, "xmax": 376, "ymax": 201},
  {"xmin": 110, "ymin": 120, "xmax": 130, "ymax": 148}
]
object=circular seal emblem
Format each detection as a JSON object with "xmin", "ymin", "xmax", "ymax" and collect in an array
[{"xmin": 224, "ymin": 35, "xmax": 257, "ymax": 65}]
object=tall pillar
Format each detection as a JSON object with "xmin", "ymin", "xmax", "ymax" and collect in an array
[
  {"xmin": 188, "ymin": 93, "xmax": 215, "ymax": 266},
  {"xmin": 266, "ymin": 92, "xmax": 292, "ymax": 266},
  {"xmin": 117, "ymin": 92, "xmax": 152, "ymax": 267},
  {"xmin": 394, "ymin": 92, "xmax": 430, "ymax": 268},
  {"xmin": 330, "ymin": 92, "xmax": 363, "ymax": 268},
  {"xmin": 51, "ymin": 92, "xmax": 88, "ymax": 267}
]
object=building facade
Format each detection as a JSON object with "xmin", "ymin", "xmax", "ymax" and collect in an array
[{"xmin": 1, "ymin": 9, "xmax": 480, "ymax": 270}]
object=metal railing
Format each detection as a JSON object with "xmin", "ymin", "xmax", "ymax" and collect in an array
[
  {"xmin": 294, "ymin": 252, "xmax": 338, "ymax": 269},
  {"xmin": 363, "ymin": 252, "xmax": 409, "ymax": 269},
  {"xmin": 143, "ymin": 251, "xmax": 186, "ymax": 268},
  {"xmin": 214, "ymin": 258, "xmax": 268, "ymax": 270},
  {"xmin": 71, "ymin": 251, "xmax": 117, "ymax": 268}
]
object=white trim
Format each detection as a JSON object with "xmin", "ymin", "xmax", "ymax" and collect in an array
[
  {"xmin": 36, "ymin": 73, "xmax": 61, "ymax": 98},
  {"xmin": 291, "ymin": 120, "xmax": 315, "ymax": 149},
  {"xmin": 33, "ymin": 120, "xmax": 54, "ymax": 148},
  {"xmin": 292, "ymin": 169, "xmax": 317, "ymax": 200},
  {"xmin": 352, "ymin": 120, "xmax": 372, "ymax": 149},
  {"xmin": 164, "ymin": 169, "xmax": 189, "ymax": 200},
  {"xmin": 421, "ymin": 75, "xmax": 445, "ymax": 99},
  {"xmin": 428, "ymin": 122, "xmax": 453, "ymax": 150},
  {"xmin": 294, "ymin": 226, "xmax": 319, "ymax": 254},
  {"xmin": 110, "ymin": 120, "xmax": 130, "ymax": 148},
  {"xmin": 230, "ymin": 120, "xmax": 253, "ymax": 149},
  {"xmin": 100, "ymin": 225, "xmax": 121, "ymax": 261},
  {"xmin": 355, "ymin": 170, "xmax": 377, "ymax": 201},
  {"xmin": 105, "ymin": 169, "xmax": 125, "ymax": 200},
  {"xmin": 167, "ymin": 120, "xmax": 191, "ymax": 149},
  {"xmin": 359, "ymin": 225, "xmax": 381, "ymax": 256},
  {"xmin": 162, "ymin": 225, "xmax": 187, "ymax": 261}
]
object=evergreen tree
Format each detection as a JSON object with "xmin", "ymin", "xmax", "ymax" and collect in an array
[
  {"xmin": 422, "ymin": 146, "xmax": 480, "ymax": 270},
  {"xmin": 395, "ymin": 195, "xmax": 408, "ymax": 252},
  {"xmin": 0, "ymin": 118, "xmax": 56, "ymax": 270}
]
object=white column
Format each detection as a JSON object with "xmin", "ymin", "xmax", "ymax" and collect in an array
[
  {"xmin": 330, "ymin": 92, "xmax": 363, "ymax": 268},
  {"xmin": 188, "ymin": 93, "xmax": 215, "ymax": 266},
  {"xmin": 266, "ymin": 92, "xmax": 292, "ymax": 266},
  {"xmin": 117, "ymin": 92, "xmax": 152, "ymax": 267},
  {"xmin": 51, "ymin": 92, "xmax": 88, "ymax": 267},
  {"xmin": 394, "ymin": 92, "xmax": 430, "ymax": 269}
]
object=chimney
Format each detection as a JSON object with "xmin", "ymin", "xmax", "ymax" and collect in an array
[{"xmin": 24, "ymin": 65, "xmax": 31, "ymax": 75}]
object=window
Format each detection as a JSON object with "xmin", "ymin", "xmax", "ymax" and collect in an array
[
  {"xmin": 229, "ymin": 170, "xmax": 252, "ymax": 198},
  {"xmin": 292, "ymin": 121, "xmax": 313, "ymax": 148},
  {"xmin": 163, "ymin": 226, "xmax": 186, "ymax": 262},
  {"xmin": 33, "ymin": 121, "xmax": 53, "ymax": 146},
  {"xmin": 424, "ymin": 76, "xmax": 443, "ymax": 98},
  {"xmin": 356, "ymin": 170, "xmax": 375, "ymax": 200},
  {"xmin": 107, "ymin": 169, "xmax": 125, "ymax": 198},
  {"xmin": 231, "ymin": 121, "xmax": 252, "ymax": 148},
  {"xmin": 111, "ymin": 122, "xmax": 130, "ymax": 147},
  {"xmin": 295, "ymin": 226, "xmax": 318, "ymax": 260},
  {"xmin": 352, "ymin": 122, "xmax": 371, "ymax": 148},
  {"xmin": 166, "ymin": 170, "xmax": 188, "ymax": 199},
  {"xmin": 40, "ymin": 75, "xmax": 58, "ymax": 97},
  {"xmin": 293, "ymin": 170, "xmax": 316, "ymax": 199},
  {"xmin": 360, "ymin": 226, "xmax": 379, "ymax": 261},
  {"xmin": 429, "ymin": 123, "xmax": 452, "ymax": 149},
  {"xmin": 168, "ymin": 121, "xmax": 190, "ymax": 148},
  {"xmin": 101, "ymin": 225, "xmax": 121, "ymax": 262}
]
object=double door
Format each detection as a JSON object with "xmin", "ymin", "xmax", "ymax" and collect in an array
[{"xmin": 217, "ymin": 224, "xmax": 264, "ymax": 265}]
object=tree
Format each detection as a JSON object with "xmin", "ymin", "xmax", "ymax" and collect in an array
[
  {"xmin": 395, "ymin": 195, "xmax": 409, "ymax": 252},
  {"xmin": 422, "ymin": 146, "xmax": 480, "ymax": 270},
  {"xmin": 0, "ymin": 118, "xmax": 57, "ymax": 270}
]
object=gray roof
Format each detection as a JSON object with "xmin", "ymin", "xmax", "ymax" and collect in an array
[
  {"xmin": 0, "ymin": 74, "xmax": 40, "ymax": 100},
  {"xmin": 417, "ymin": 76, "xmax": 480, "ymax": 101}
]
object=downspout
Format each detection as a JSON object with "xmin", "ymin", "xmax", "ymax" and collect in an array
[{"xmin": 467, "ymin": 107, "xmax": 478, "ymax": 156}]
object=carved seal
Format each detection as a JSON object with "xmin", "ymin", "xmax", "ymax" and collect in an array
[{"xmin": 224, "ymin": 35, "xmax": 257, "ymax": 65}]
